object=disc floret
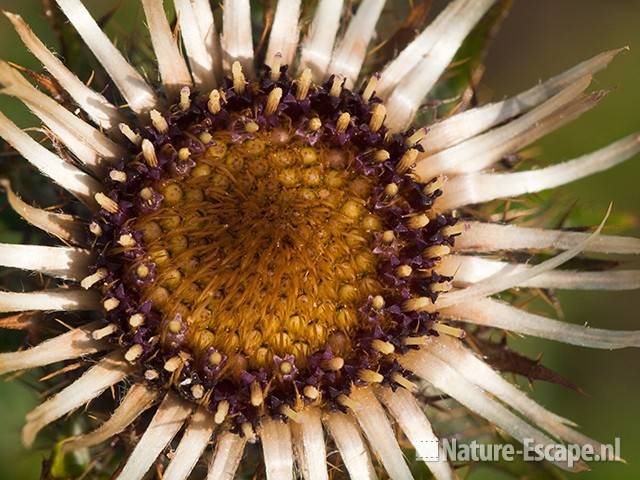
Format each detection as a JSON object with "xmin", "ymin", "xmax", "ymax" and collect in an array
[{"xmin": 87, "ymin": 64, "xmax": 460, "ymax": 429}]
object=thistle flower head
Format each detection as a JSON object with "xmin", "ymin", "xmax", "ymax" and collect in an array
[{"xmin": 0, "ymin": 1, "xmax": 639, "ymax": 479}]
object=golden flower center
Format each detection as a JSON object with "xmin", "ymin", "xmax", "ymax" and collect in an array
[{"xmin": 134, "ymin": 129, "xmax": 384, "ymax": 374}]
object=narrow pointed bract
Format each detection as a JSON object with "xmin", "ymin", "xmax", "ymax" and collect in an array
[
  {"xmin": 116, "ymin": 394, "xmax": 192, "ymax": 480},
  {"xmin": 163, "ymin": 407, "xmax": 215, "ymax": 480},
  {"xmin": 191, "ymin": 0, "xmax": 223, "ymax": 82},
  {"xmin": 265, "ymin": 0, "xmax": 301, "ymax": 74},
  {"xmin": 175, "ymin": 0, "xmax": 218, "ymax": 90},
  {"xmin": 441, "ymin": 254, "xmax": 640, "ymax": 290},
  {"xmin": 0, "ymin": 111, "xmax": 102, "ymax": 208},
  {"xmin": 329, "ymin": 0, "xmax": 386, "ymax": 87},
  {"xmin": 4, "ymin": 11, "xmax": 123, "ymax": 131},
  {"xmin": 299, "ymin": 0, "xmax": 344, "ymax": 81},
  {"xmin": 377, "ymin": 386, "xmax": 454, "ymax": 480},
  {"xmin": 421, "ymin": 49, "xmax": 626, "ymax": 155},
  {"xmin": 291, "ymin": 408, "xmax": 329, "ymax": 480},
  {"xmin": 0, "ymin": 289, "xmax": 100, "ymax": 313},
  {"xmin": 349, "ymin": 388, "xmax": 413, "ymax": 480},
  {"xmin": 437, "ymin": 133, "xmax": 640, "ymax": 210},
  {"xmin": 23, "ymin": 353, "xmax": 132, "ymax": 447},
  {"xmin": 402, "ymin": 350, "xmax": 589, "ymax": 472},
  {"xmin": 0, "ymin": 321, "xmax": 107, "ymax": 375},
  {"xmin": 377, "ymin": 0, "xmax": 474, "ymax": 98},
  {"xmin": 324, "ymin": 412, "xmax": 377, "ymax": 480},
  {"xmin": 427, "ymin": 336, "xmax": 617, "ymax": 457},
  {"xmin": 61, "ymin": 383, "xmax": 158, "ymax": 452},
  {"xmin": 0, "ymin": 180, "xmax": 85, "ymax": 245},
  {"xmin": 261, "ymin": 418, "xmax": 294, "ymax": 480},
  {"xmin": 384, "ymin": 0, "xmax": 497, "ymax": 130},
  {"xmin": 221, "ymin": 0, "xmax": 254, "ymax": 75},
  {"xmin": 442, "ymin": 297, "xmax": 640, "ymax": 349},
  {"xmin": 415, "ymin": 76, "xmax": 595, "ymax": 179},
  {"xmin": 141, "ymin": 0, "xmax": 193, "ymax": 95},
  {"xmin": 455, "ymin": 221, "xmax": 640, "ymax": 254},
  {"xmin": 55, "ymin": 0, "xmax": 158, "ymax": 114},
  {"xmin": 207, "ymin": 432, "xmax": 246, "ymax": 480},
  {"xmin": 0, "ymin": 243, "xmax": 91, "ymax": 280},
  {"xmin": 427, "ymin": 213, "xmax": 608, "ymax": 309}
]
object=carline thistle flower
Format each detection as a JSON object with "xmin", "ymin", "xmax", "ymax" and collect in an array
[{"xmin": 0, "ymin": 0, "xmax": 638, "ymax": 479}]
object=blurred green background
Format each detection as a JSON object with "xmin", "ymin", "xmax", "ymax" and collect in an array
[{"xmin": 0, "ymin": 1, "xmax": 638, "ymax": 478}]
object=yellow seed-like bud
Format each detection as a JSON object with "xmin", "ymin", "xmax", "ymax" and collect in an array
[
  {"xmin": 168, "ymin": 319, "xmax": 182, "ymax": 334},
  {"xmin": 140, "ymin": 187, "xmax": 154, "ymax": 201},
  {"xmin": 103, "ymin": 298, "xmax": 120, "ymax": 311},
  {"xmin": 81, "ymin": 268, "xmax": 108, "ymax": 290},
  {"xmin": 391, "ymin": 372, "xmax": 418, "ymax": 392},
  {"xmin": 92, "ymin": 323, "xmax": 117, "ymax": 340},
  {"xmin": 371, "ymin": 339, "xmax": 395, "ymax": 355},
  {"xmin": 265, "ymin": 87, "xmax": 283, "ymax": 115},
  {"xmin": 372, "ymin": 295, "xmax": 385, "ymax": 310},
  {"xmin": 397, "ymin": 148, "xmax": 418, "ymax": 173},
  {"xmin": 191, "ymin": 384, "xmax": 205, "ymax": 399},
  {"xmin": 406, "ymin": 127, "xmax": 427, "ymax": 146},
  {"xmin": 358, "ymin": 369, "xmax": 384, "ymax": 383},
  {"xmin": 369, "ymin": 103, "xmax": 386, "ymax": 132},
  {"xmin": 94, "ymin": 192, "xmax": 118, "ymax": 213},
  {"xmin": 162, "ymin": 184, "xmax": 183, "ymax": 205},
  {"xmin": 125, "ymin": 344, "xmax": 143, "ymax": 362},
  {"xmin": 296, "ymin": 68, "xmax": 312, "ymax": 100},
  {"xmin": 119, "ymin": 123, "xmax": 142, "ymax": 145},
  {"xmin": 232, "ymin": 61, "xmax": 246, "ymax": 93},
  {"xmin": 432, "ymin": 322, "xmax": 466, "ymax": 338},
  {"xmin": 430, "ymin": 281, "xmax": 453, "ymax": 293},
  {"xmin": 89, "ymin": 222, "xmax": 102, "ymax": 237},
  {"xmin": 150, "ymin": 109, "xmax": 169, "ymax": 134},
  {"xmin": 322, "ymin": 357, "xmax": 344, "ymax": 371},
  {"xmin": 118, "ymin": 234, "xmax": 136, "ymax": 247},
  {"xmin": 336, "ymin": 112, "xmax": 351, "ymax": 134},
  {"xmin": 395, "ymin": 264, "xmax": 413, "ymax": 278},
  {"xmin": 384, "ymin": 183, "xmax": 399, "ymax": 198},
  {"xmin": 245, "ymin": 121, "xmax": 260, "ymax": 133},
  {"xmin": 199, "ymin": 132, "xmax": 213, "ymax": 144},
  {"xmin": 362, "ymin": 74, "xmax": 379, "ymax": 102},
  {"xmin": 330, "ymin": 75, "xmax": 343, "ymax": 97},
  {"xmin": 179, "ymin": 86, "xmax": 191, "ymax": 111},
  {"xmin": 178, "ymin": 147, "xmax": 191, "ymax": 161},
  {"xmin": 279, "ymin": 361, "xmax": 293, "ymax": 375},
  {"xmin": 402, "ymin": 336, "xmax": 428, "ymax": 346},
  {"xmin": 424, "ymin": 175, "xmax": 446, "ymax": 196},
  {"xmin": 269, "ymin": 53, "xmax": 282, "ymax": 81},
  {"xmin": 375, "ymin": 149, "xmax": 390, "ymax": 162},
  {"xmin": 208, "ymin": 89, "xmax": 221, "ymax": 114},
  {"xmin": 403, "ymin": 297, "xmax": 432, "ymax": 312},
  {"xmin": 442, "ymin": 223, "xmax": 464, "ymax": 237},
  {"xmin": 303, "ymin": 385, "xmax": 320, "ymax": 400},
  {"xmin": 250, "ymin": 382, "xmax": 263, "ymax": 406},
  {"xmin": 109, "ymin": 170, "xmax": 127, "ymax": 182},
  {"xmin": 164, "ymin": 355, "xmax": 182, "ymax": 372},
  {"xmin": 214, "ymin": 400, "xmax": 230, "ymax": 424},
  {"xmin": 423, "ymin": 244, "xmax": 451, "ymax": 258},
  {"xmin": 141, "ymin": 139, "xmax": 158, "ymax": 167},
  {"xmin": 209, "ymin": 351, "xmax": 223, "ymax": 366},
  {"xmin": 129, "ymin": 313, "xmax": 145, "ymax": 328},
  {"xmin": 407, "ymin": 213, "xmax": 429, "ymax": 230},
  {"xmin": 309, "ymin": 117, "xmax": 322, "ymax": 131},
  {"xmin": 382, "ymin": 230, "xmax": 395, "ymax": 243}
]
